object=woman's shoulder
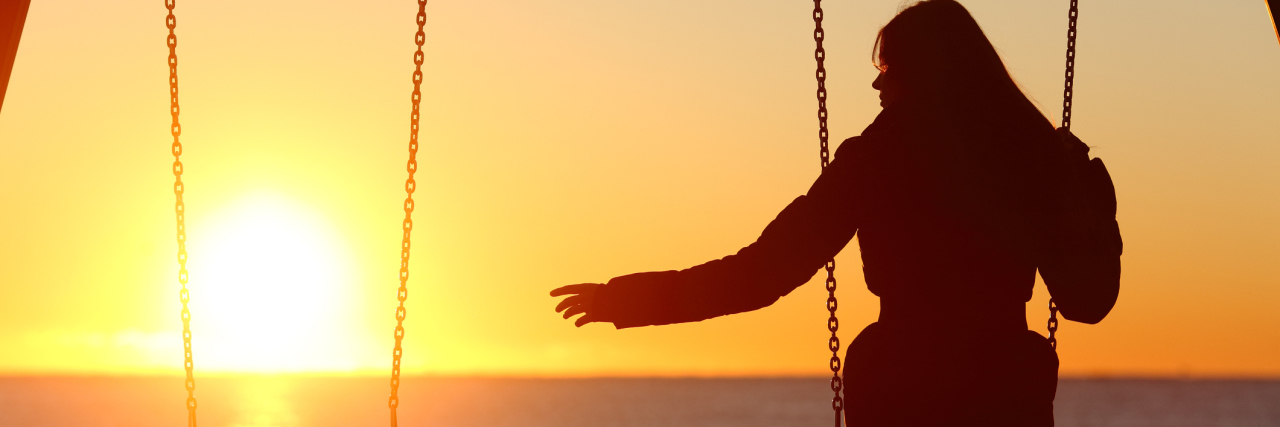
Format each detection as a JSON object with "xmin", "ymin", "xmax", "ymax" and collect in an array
[
  {"xmin": 834, "ymin": 135, "xmax": 870, "ymax": 161},
  {"xmin": 831, "ymin": 133, "xmax": 901, "ymax": 181},
  {"xmin": 837, "ymin": 104, "xmax": 929, "ymax": 151},
  {"xmin": 834, "ymin": 112, "xmax": 909, "ymax": 163}
]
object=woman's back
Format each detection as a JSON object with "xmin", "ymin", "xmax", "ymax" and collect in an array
[
  {"xmin": 838, "ymin": 102, "xmax": 1062, "ymax": 427},
  {"xmin": 849, "ymin": 100, "xmax": 1059, "ymax": 322}
]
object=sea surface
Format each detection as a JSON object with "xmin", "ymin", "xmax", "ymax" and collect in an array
[{"xmin": 1, "ymin": 377, "xmax": 1278, "ymax": 427}]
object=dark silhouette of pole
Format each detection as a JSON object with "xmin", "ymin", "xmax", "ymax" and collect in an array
[
  {"xmin": 1268, "ymin": 0, "xmax": 1279, "ymax": 45},
  {"xmin": 0, "ymin": 0, "xmax": 31, "ymax": 114}
]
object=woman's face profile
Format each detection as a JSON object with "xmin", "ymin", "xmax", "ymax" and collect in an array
[{"xmin": 872, "ymin": 69, "xmax": 902, "ymax": 108}]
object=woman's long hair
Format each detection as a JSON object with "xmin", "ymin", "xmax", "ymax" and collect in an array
[
  {"xmin": 874, "ymin": 0, "xmax": 1052, "ymax": 129},
  {"xmin": 874, "ymin": 0, "xmax": 1057, "ymax": 135},
  {"xmin": 873, "ymin": 0, "xmax": 1064, "ymax": 261}
]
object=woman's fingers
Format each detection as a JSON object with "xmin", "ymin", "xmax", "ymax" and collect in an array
[
  {"xmin": 562, "ymin": 304, "xmax": 586, "ymax": 320},
  {"xmin": 550, "ymin": 283, "xmax": 598, "ymax": 297},
  {"xmin": 552, "ymin": 283, "xmax": 602, "ymax": 327},
  {"xmin": 555, "ymin": 295, "xmax": 582, "ymax": 313}
]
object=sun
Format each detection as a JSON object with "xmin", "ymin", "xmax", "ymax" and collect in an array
[{"xmin": 186, "ymin": 192, "xmax": 372, "ymax": 373}]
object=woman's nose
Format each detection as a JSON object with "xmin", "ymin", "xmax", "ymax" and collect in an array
[{"xmin": 872, "ymin": 72, "xmax": 884, "ymax": 90}]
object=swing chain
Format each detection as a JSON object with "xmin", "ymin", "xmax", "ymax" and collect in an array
[
  {"xmin": 815, "ymin": 5, "xmax": 831, "ymax": 171},
  {"xmin": 1047, "ymin": 299, "xmax": 1059, "ymax": 350},
  {"xmin": 165, "ymin": 0, "xmax": 197, "ymax": 425},
  {"xmin": 1050, "ymin": 0, "xmax": 1080, "ymax": 352},
  {"xmin": 813, "ymin": 1, "xmax": 843, "ymax": 426},
  {"xmin": 1060, "ymin": 0, "xmax": 1079, "ymax": 131},
  {"xmin": 389, "ymin": 1, "xmax": 428, "ymax": 426}
]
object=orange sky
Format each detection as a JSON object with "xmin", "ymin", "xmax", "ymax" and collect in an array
[{"xmin": 0, "ymin": 0, "xmax": 1277, "ymax": 377}]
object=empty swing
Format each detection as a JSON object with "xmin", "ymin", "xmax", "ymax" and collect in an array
[{"xmin": 162, "ymin": 0, "xmax": 431, "ymax": 425}]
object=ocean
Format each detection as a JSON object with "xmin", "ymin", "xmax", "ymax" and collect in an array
[{"xmin": 1, "ymin": 377, "xmax": 1278, "ymax": 426}]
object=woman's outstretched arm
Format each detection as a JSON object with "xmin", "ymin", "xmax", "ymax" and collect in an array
[{"xmin": 553, "ymin": 137, "xmax": 871, "ymax": 329}]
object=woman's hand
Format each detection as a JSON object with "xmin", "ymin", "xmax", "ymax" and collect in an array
[{"xmin": 551, "ymin": 283, "xmax": 602, "ymax": 327}]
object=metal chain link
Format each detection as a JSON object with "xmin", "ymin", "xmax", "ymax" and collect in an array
[
  {"xmin": 1060, "ymin": 0, "xmax": 1079, "ymax": 131},
  {"xmin": 389, "ymin": 1, "xmax": 428, "ymax": 426},
  {"xmin": 165, "ymin": 1, "xmax": 197, "ymax": 425},
  {"xmin": 1047, "ymin": 299, "xmax": 1059, "ymax": 350},
  {"xmin": 1050, "ymin": 0, "xmax": 1080, "ymax": 351},
  {"xmin": 813, "ymin": 2, "xmax": 843, "ymax": 426}
]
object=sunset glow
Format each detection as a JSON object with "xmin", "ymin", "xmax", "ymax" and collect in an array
[
  {"xmin": 188, "ymin": 193, "xmax": 371, "ymax": 373},
  {"xmin": 0, "ymin": 0, "xmax": 1277, "ymax": 378}
]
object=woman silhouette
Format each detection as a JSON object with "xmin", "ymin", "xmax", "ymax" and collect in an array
[{"xmin": 553, "ymin": 1, "xmax": 1116, "ymax": 425}]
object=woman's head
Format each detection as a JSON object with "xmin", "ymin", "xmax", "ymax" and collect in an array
[{"xmin": 872, "ymin": 0, "xmax": 1048, "ymax": 126}]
